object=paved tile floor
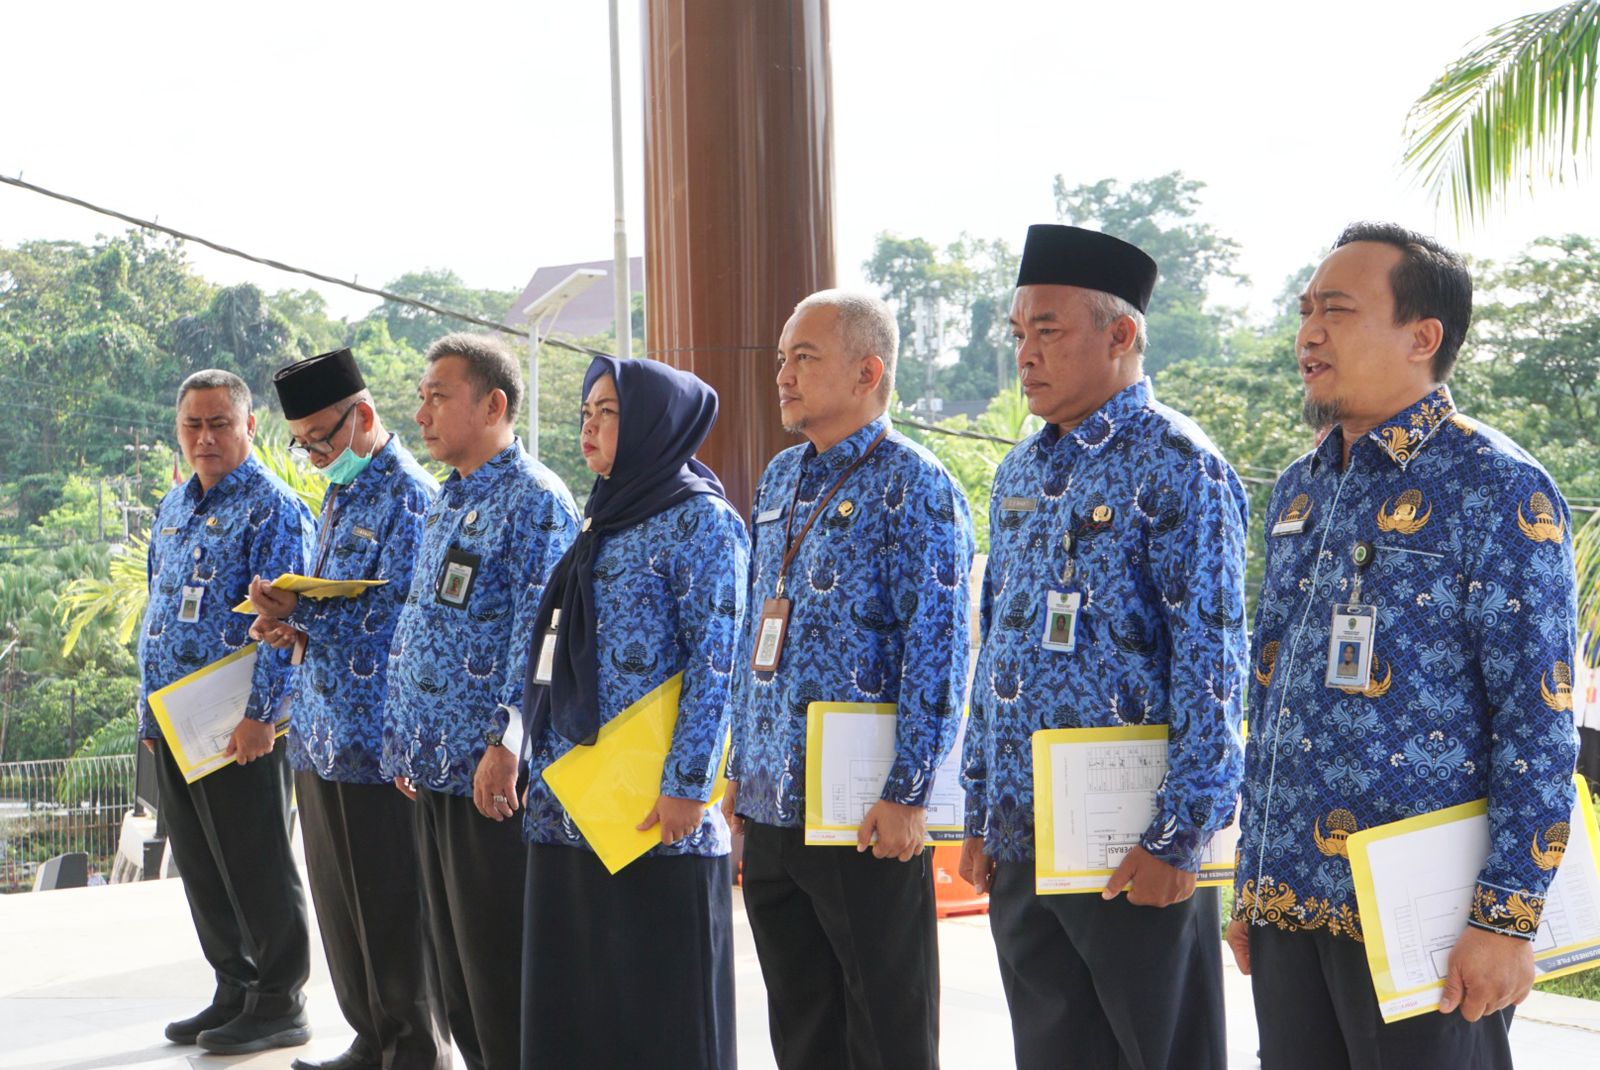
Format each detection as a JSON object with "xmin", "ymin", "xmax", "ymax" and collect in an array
[{"xmin": 2, "ymin": 865, "xmax": 1596, "ymax": 1069}]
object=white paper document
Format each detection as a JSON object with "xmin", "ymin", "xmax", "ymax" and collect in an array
[
  {"xmin": 1032, "ymin": 725, "xmax": 1238, "ymax": 893},
  {"xmin": 1349, "ymin": 778, "xmax": 1600, "ymax": 1022},
  {"xmin": 804, "ymin": 703, "xmax": 966, "ymax": 845},
  {"xmin": 147, "ymin": 648, "xmax": 286, "ymax": 782}
]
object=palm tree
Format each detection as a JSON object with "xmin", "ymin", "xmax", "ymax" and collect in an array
[{"xmin": 1402, "ymin": 1, "xmax": 1599, "ymax": 226}]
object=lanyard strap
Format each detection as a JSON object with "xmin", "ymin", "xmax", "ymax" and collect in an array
[{"xmin": 775, "ymin": 428, "xmax": 888, "ymax": 596}]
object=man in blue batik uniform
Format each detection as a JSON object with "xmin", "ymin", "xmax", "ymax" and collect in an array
[
  {"xmin": 248, "ymin": 349, "xmax": 447, "ymax": 1070},
  {"xmin": 140, "ymin": 369, "xmax": 316, "ymax": 1056},
  {"xmin": 959, "ymin": 225, "xmax": 1248, "ymax": 1070},
  {"xmin": 723, "ymin": 289, "xmax": 974, "ymax": 1070},
  {"xmin": 1226, "ymin": 223, "xmax": 1579, "ymax": 1070},
  {"xmin": 383, "ymin": 333, "xmax": 578, "ymax": 1070}
]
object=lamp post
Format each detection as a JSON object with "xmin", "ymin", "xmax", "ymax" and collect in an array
[{"xmin": 516, "ymin": 269, "xmax": 605, "ymax": 460}]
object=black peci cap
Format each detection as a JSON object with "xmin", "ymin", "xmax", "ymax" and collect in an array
[
  {"xmin": 272, "ymin": 348, "xmax": 366, "ymax": 420},
  {"xmin": 1015, "ymin": 224, "xmax": 1159, "ymax": 313}
]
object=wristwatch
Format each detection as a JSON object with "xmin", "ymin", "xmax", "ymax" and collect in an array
[{"xmin": 484, "ymin": 728, "xmax": 505, "ymax": 749}]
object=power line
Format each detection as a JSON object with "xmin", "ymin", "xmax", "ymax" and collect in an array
[{"xmin": 0, "ymin": 174, "xmax": 614, "ymax": 361}]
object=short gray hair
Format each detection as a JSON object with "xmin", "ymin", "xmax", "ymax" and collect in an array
[
  {"xmin": 1083, "ymin": 290, "xmax": 1148, "ymax": 356},
  {"xmin": 424, "ymin": 332, "xmax": 522, "ymax": 424},
  {"xmin": 794, "ymin": 289, "xmax": 899, "ymax": 401},
  {"xmin": 176, "ymin": 369, "xmax": 252, "ymax": 413}
]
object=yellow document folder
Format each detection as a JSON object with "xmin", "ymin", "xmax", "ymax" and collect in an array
[
  {"xmin": 541, "ymin": 672, "xmax": 729, "ymax": 875},
  {"xmin": 231, "ymin": 573, "xmax": 389, "ymax": 613},
  {"xmin": 1348, "ymin": 775, "xmax": 1600, "ymax": 1022},
  {"xmin": 147, "ymin": 647, "xmax": 291, "ymax": 782}
]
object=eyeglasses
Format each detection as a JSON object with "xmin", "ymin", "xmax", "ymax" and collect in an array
[{"xmin": 288, "ymin": 403, "xmax": 358, "ymax": 460}]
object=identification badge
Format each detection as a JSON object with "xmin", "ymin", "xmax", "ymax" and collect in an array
[
  {"xmin": 160, "ymin": 526, "xmax": 179, "ymax": 536},
  {"xmin": 1041, "ymin": 590, "xmax": 1081, "ymax": 653},
  {"xmin": 533, "ymin": 611, "xmax": 560, "ymax": 685},
  {"xmin": 751, "ymin": 597, "xmax": 792, "ymax": 673},
  {"xmin": 1325, "ymin": 603, "xmax": 1376, "ymax": 689},
  {"xmin": 1001, "ymin": 496, "xmax": 1039, "ymax": 513},
  {"xmin": 352, "ymin": 525, "xmax": 378, "ymax": 542},
  {"xmin": 755, "ymin": 505, "xmax": 784, "ymax": 525},
  {"xmin": 1271, "ymin": 517, "xmax": 1309, "ymax": 536},
  {"xmin": 435, "ymin": 546, "xmax": 481, "ymax": 608},
  {"xmin": 178, "ymin": 585, "xmax": 205, "ymax": 623}
]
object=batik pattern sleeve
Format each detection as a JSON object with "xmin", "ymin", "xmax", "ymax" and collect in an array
[
  {"xmin": 881, "ymin": 465, "xmax": 975, "ymax": 808},
  {"xmin": 1140, "ymin": 454, "xmax": 1250, "ymax": 871},
  {"xmin": 961, "ymin": 498, "xmax": 1001, "ymax": 837},
  {"xmin": 242, "ymin": 490, "xmax": 313, "ymax": 723},
  {"xmin": 660, "ymin": 503, "xmax": 751, "ymax": 802},
  {"xmin": 1465, "ymin": 466, "xmax": 1579, "ymax": 938}
]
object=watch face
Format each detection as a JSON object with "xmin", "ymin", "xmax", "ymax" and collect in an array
[{"xmin": 485, "ymin": 731, "xmax": 503, "ymax": 748}]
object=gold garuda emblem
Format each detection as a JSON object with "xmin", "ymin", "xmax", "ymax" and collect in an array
[
  {"xmin": 1517, "ymin": 491, "xmax": 1565, "ymax": 544},
  {"xmin": 1338, "ymin": 656, "xmax": 1392, "ymax": 697},
  {"xmin": 1376, "ymin": 488, "xmax": 1431, "ymax": 535},
  {"xmin": 1280, "ymin": 494, "xmax": 1311, "ymax": 525},
  {"xmin": 1540, "ymin": 661, "xmax": 1573, "ymax": 712},
  {"xmin": 1314, "ymin": 808, "xmax": 1359, "ymax": 859},
  {"xmin": 1254, "ymin": 640, "xmax": 1279, "ymax": 686},
  {"xmin": 1532, "ymin": 822, "xmax": 1570, "ymax": 871}
]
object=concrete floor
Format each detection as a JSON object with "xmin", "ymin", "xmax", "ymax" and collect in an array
[{"xmin": 2, "ymin": 866, "xmax": 1597, "ymax": 1069}]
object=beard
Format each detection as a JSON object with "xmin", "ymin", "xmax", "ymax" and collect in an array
[
  {"xmin": 1302, "ymin": 393, "xmax": 1342, "ymax": 433},
  {"xmin": 780, "ymin": 415, "xmax": 808, "ymax": 435}
]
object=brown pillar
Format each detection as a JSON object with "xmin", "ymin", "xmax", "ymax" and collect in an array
[{"xmin": 643, "ymin": 0, "xmax": 835, "ymax": 517}]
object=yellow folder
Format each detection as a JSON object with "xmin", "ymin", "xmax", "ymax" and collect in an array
[
  {"xmin": 541, "ymin": 672, "xmax": 729, "ymax": 875},
  {"xmin": 148, "ymin": 647, "xmax": 291, "ymax": 782},
  {"xmin": 231, "ymin": 573, "xmax": 389, "ymax": 613}
]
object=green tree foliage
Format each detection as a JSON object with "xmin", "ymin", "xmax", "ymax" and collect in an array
[
  {"xmin": 1053, "ymin": 171, "xmax": 1242, "ymax": 372},
  {"xmin": 374, "ymin": 269, "xmax": 520, "ymax": 353}
]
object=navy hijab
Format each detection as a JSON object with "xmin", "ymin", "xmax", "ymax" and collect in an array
[{"xmin": 523, "ymin": 355, "xmax": 727, "ymax": 747}]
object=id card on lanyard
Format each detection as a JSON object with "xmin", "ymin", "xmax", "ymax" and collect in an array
[{"xmin": 751, "ymin": 429, "xmax": 889, "ymax": 674}]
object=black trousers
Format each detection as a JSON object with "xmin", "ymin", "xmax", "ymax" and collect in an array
[
  {"xmin": 740, "ymin": 821, "xmax": 939, "ymax": 1070},
  {"xmin": 988, "ymin": 862, "xmax": 1225, "ymax": 1070},
  {"xmin": 1249, "ymin": 925, "xmax": 1515, "ymax": 1070},
  {"xmin": 153, "ymin": 738, "xmax": 310, "ymax": 1018},
  {"xmin": 520, "ymin": 843, "xmax": 736, "ymax": 1069},
  {"xmin": 297, "ymin": 772, "xmax": 449, "ymax": 1070},
  {"xmin": 413, "ymin": 786, "xmax": 527, "ymax": 1070}
]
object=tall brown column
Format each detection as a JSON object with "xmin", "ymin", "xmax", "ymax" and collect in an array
[{"xmin": 643, "ymin": 0, "xmax": 835, "ymax": 517}]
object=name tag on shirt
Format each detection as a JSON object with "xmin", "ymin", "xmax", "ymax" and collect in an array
[
  {"xmin": 178, "ymin": 585, "xmax": 204, "ymax": 623},
  {"xmin": 755, "ymin": 506, "xmax": 784, "ymax": 525},
  {"xmin": 1325, "ymin": 603, "xmax": 1376, "ymax": 689},
  {"xmin": 160, "ymin": 526, "xmax": 180, "ymax": 536},
  {"xmin": 435, "ymin": 547, "xmax": 481, "ymax": 609},
  {"xmin": 1271, "ymin": 517, "xmax": 1309, "ymax": 536},
  {"xmin": 1041, "ymin": 590, "xmax": 1080, "ymax": 653},
  {"xmin": 1001, "ymin": 496, "xmax": 1039, "ymax": 513},
  {"xmin": 352, "ymin": 526, "xmax": 378, "ymax": 542}
]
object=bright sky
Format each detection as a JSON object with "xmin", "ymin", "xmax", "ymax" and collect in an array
[{"xmin": 3, "ymin": 1, "xmax": 1595, "ymax": 327}]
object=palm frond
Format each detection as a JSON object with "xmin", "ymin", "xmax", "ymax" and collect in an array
[
  {"xmin": 57, "ymin": 536, "xmax": 149, "ymax": 657},
  {"xmin": 253, "ymin": 443, "xmax": 328, "ymax": 517},
  {"xmin": 1403, "ymin": 0, "xmax": 1600, "ymax": 226},
  {"xmin": 1575, "ymin": 508, "xmax": 1600, "ymax": 663}
]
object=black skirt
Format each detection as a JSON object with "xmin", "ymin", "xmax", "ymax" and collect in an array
[{"xmin": 520, "ymin": 843, "xmax": 736, "ymax": 1070}]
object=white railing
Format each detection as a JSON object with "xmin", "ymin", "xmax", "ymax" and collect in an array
[{"xmin": 0, "ymin": 754, "xmax": 137, "ymax": 893}]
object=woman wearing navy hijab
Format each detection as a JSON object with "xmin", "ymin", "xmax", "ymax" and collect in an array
[{"xmin": 518, "ymin": 355, "xmax": 748, "ymax": 1069}]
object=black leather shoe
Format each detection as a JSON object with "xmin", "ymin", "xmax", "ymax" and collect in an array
[
  {"xmin": 164, "ymin": 1004, "xmax": 240, "ymax": 1045},
  {"xmin": 290, "ymin": 1045, "xmax": 381, "ymax": 1070},
  {"xmin": 196, "ymin": 1010, "xmax": 311, "ymax": 1055}
]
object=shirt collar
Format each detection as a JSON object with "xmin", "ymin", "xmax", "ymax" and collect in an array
[
  {"xmin": 1310, "ymin": 385, "xmax": 1457, "ymax": 474},
  {"xmin": 183, "ymin": 453, "xmax": 260, "ymax": 509},
  {"xmin": 1038, "ymin": 377, "xmax": 1153, "ymax": 453},
  {"xmin": 442, "ymin": 439, "xmax": 523, "ymax": 499},
  {"xmin": 806, "ymin": 415, "xmax": 891, "ymax": 473}
]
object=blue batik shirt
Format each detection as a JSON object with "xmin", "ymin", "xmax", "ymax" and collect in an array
[
  {"xmin": 727, "ymin": 415, "xmax": 976, "ymax": 827},
  {"xmin": 139, "ymin": 455, "xmax": 315, "ymax": 738},
  {"xmin": 1235, "ymin": 387, "xmax": 1579, "ymax": 941},
  {"xmin": 383, "ymin": 439, "xmax": 579, "ymax": 796},
  {"xmin": 523, "ymin": 495, "xmax": 750, "ymax": 858},
  {"xmin": 960, "ymin": 378, "xmax": 1250, "ymax": 869},
  {"xmin": 281, "ymin": 435, "xmax": 438, "ymax": 784}
]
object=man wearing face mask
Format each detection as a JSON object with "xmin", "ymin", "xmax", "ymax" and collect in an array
[{"xmin": 248, "ymin": 349, "xmax": 448, "ymax": 1070}]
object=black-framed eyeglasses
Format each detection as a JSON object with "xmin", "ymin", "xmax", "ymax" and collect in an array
[{"xmin": 288, "ymin": 403, "xmax": 358, "ymax": 460}]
